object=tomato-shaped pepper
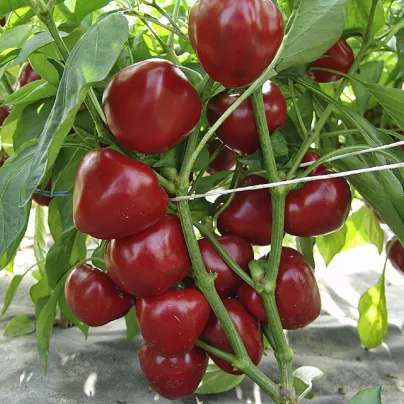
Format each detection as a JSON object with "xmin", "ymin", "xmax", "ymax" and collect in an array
[
  {"xmin": 136, "ymin": 289, "xmax": 211, "ymax": 357},
  {"xmin": 105, "ymin": 215, "xmax": 191, "ymax": 297},
  {"xmin": 0, "ymin": 106, "xmax": 10, "ymax": 127},
  {"xmin": 189, "ymin": 0, "xmax": 284, "ymax": 88},
  {"xmin": 33, "ymin": 180, "xmax": 53, "ymax": 207},
  {"xmin": 102, "ymin": 59, "xmax": 201, "ymax": 154},
  {"xmin": 198, "ymin": 235, "xmax": 254, "ymax": 297},
  {"xmin": 308, "ymin": 37, "xmax": 354, "ymax": 83},
  {"xmin": 285, "ymin": 170, "xmax": 351, "ymax": 237},
  {"xmin": 302, "ymin": 152, "xmax": 325, "ymax": 175},
  {"xmin": 207, "ymin": 140, "xmax": 236, "ymax": 174},
  {"xmin": 387, "ymin": 238, "xmax": 404, "ymax": 275},
  {"xmin": 207, "ymin": 82, "xmax": 287, "ymax": 154},
  {"xmin": 15, "ymin": 63, "xmax": 41, "ymax": 90},
  {"xmin": 64, "ymin": 264, "xmax": 133, "ymax": 327},
  {"xmin": 73, "ymin": 149, "xmax": 168, "ymax": 240},
  {"xmin": 202, "ymin": 298, "xmax": 263, "ymax": 375},
  {"xmin": 139, "ymin": 343, "xmax": 208, "ymax": 400},
  {"xmin": 217, "ymin": 175, "xmax": 273, "ymax": 245},
  {"xmin": 238, "ymin": 247, "xmax": 321, "ymax": 329}
]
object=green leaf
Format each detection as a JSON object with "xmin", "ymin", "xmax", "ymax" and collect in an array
[
  {"xmin": 189, "ymin": 199, "xmax": 215, "ymax": 221},
  {"xmin": 48, "ymin": 200, "xmax": 62, "ymax": 241},
  {"xmin": 34, "ymin": 205, "xmax": 48, "ymax": 277},
  {"xmin": 74, "ymin": 0, "xmax": 110, "ymax": 23},
  {"xmin": 22, "ymin": 12, "xmax": 129, "ymax": 203},
  {"xmin": 352, "ymin": 62, "xmax": 384, "ymax": 115},
  {"xmin": 4, "ymin": 81, "xmax": 57, "ymax": 107},
  {"xmin": 343, "ymin": 207, "xmax": 384, "ymax": 254},
  {"xmin": 36, "ymin": 272, "xmax": 68, "ymax": 373},
  {"xmin": 397, "ymin": 29, "xmax": 404, "ymax": 59},
  {"xmin": 45, "ymin": 229, "xmax": 87, "ymax": 289},
  {"xmin": 196, "ymin": 363, "xmax": 245, "ymax": 394},
  {"xmin": 316, "ymin": 225, "xmax": 347, "ymax": 266},
  {"xmin": 194, "ymin": 171, "xmax": 233, "ymax": 194},
  {"xmin": 125, "ymin": 307, "xmax": 139, "ymax": 341},
  {"xmin": 276, "ymin": 0, "xmax": 347, "ymax": 71},
  {"xmin": 293, "ymin": 366, "xmax": 324, "ymax": 401},
  {"xmin": 1, "ymin": 268, "xmax": 30, "ymax": 317},
  {"xmin": 350, "ymin": 386, "xmax": 382, "ymax": 403},
  {"xmin": 358, "ymin": 269, "xmax": 388, "ymax": 350},
  {"xmin": 92, "ymin": 241, "xmax": 107, "ymax": 271},
  {"xmin": 4, "ymin": 315, "xmax": 35, "ymax": 337},
  {"xmin": 0, "ymin": 24, "xmax": 31, "ymax": 52},
  {"xmin": 364, "ymin": 84, "xmax": 404, "ymax": 130},
  {"xmin": 289, "ymin": 90, "xmax": 313, "ymax": 132},
  {"xmin": 30, "ymin": 53, "xmax": 61, "ymax": 87},
  {"xmin": 346, "ymin": 0, "xmax": 385, "ymax": 34},
  {"xmin": 296, "ymin": 237, "xmax": 316, "ymax": 269},
  {"xmin": 0, "ymin": 143, "xmax": 35, "ymax": 266},
  {"xmin": 30, "ymin": 278, "xmax": 50, "ymax": 304},
  {"xmin": 0, "ymin": 0, "xmax": 26, "ymax": 15},
  {"xmin": 10, "ymin": 31, "xmax": 69, "ymax": 67}
]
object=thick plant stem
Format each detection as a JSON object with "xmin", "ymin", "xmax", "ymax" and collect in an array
[
  {"xmin": 251, "ymin": 87, "xmax": 295, "ymax": 402},
  {"xmin": 286, "ymin": 0, "xmax": 380, "ymax": 180},
  {"xmin": 194, "ymin": 222, "xmax": 256, "ymax": 290},
  {"xmin": 178, "ymin": 200, "xmax": 279, "ymax": 402}
]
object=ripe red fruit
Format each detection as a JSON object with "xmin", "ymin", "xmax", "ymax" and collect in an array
[
  {"xmin": 105, "ymin": 215, "xmax": 191, "ymax": 297},
  {"xmin": 0, "ymin": 106, "xmax": 10, "ymax": 127},
  {"xmin": 387, "ymin": 238, "xmax": 404, "ymax": 275},
  {"xmin": 207, "ymin": 82, "xmax": 287, "ymax": 154},
  {"xmin": 64, "ymin": 264, "xmax": 133, "ymax": 327},
  {"xmin": 285, "ymin": 170, "xmax": 351, "ymax": 237},
  {"xmin": 136, "ymin": 289, "xmax": 211, "ymax": 357},
  {"xmin": 33, "ymin": 180, "xmax": 53, "ymax": 207},
  {"xmin": 238, "ymin": 247, "xmax": 322, "ymax": 329},
  {"xmin": 189, "ymin": 0, "xmax": 284, "ymax": 88},
  {"xmin": 302, "ymin": 152, "xmax": 325, "ymax": 175},
  {"xmin": 207, "ymin": 140, "xmax": 236, "ymax": 174},
  {"xmin": 198, "ymin": 235, "xmax": 254, "ymax": 297},
  {"xmin": 73, "ymin": 149, "xmax": 168, "ymax": 240},
  {"xmin": 308, "ymin": 37, "xmax": 354, "ymax": 83},
  {"xmin": 201, "ymin": 299, "xmax": 263, "ymax": 375},
  {"xmin": 15, "ymin": 63, "xmax": 41, "ymax": 90},
  {"xmin": 217, "ymin": 175, "xmax": 273, "ymax": 245},
  {"xmin": 139, "ymin": 343, "xmax": 208, "ymax": 400},
  {"xmin": 103, "ymin": 59, "xmax": 201, "ymax": 154}
]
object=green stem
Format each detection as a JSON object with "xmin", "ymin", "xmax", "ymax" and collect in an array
[
  {"xmin": 167, "ymin": 0, "xmax": 181, "ymax": 48},
  {"xmin": 250, "ymin": 90, "xmax": 280, "ymax": 183},
  {"xmin": 288, "ymin": 79, "xmax": 307, "ymax": 135},
  {"xmin": 196, "ymin": 339, "xmax": 235, "ymax": 363},
  {"xmin": 194, "ymin": 222, "xmax": 256, "ymax": 290},
  {"xmin": 179, "ymin": 200, "xmax": 279, "ymax": 401}
]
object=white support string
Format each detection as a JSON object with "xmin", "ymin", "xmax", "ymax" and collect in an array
[{"xmin": 170, "ymin": 161, "xmax": 404, "ymax": 202}]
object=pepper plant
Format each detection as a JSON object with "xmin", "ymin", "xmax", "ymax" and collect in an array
[{"xmin": 1, "ymin": 0, "xmax": 403, "ymax": 403}]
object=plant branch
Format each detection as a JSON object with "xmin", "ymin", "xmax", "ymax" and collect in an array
[{"xmin": 167, "ymin": 0, "xmax": 182, "ymax": 48}]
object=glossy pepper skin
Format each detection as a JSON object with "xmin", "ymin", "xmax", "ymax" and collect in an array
[
  {"xmin": 198, "ymin": 235, "xmax": 254, "ymax": 297},
  {"xmin": 105, "ymin": 215, "xmax": 191, "ymax": 297},
  {"xmin": 202, "ymin": 299, "xmax": 263, "ymax": 375},
  {"xmin": 136, "ymin": 289, "xmax": 211, "ymax": 357},
  {"xmin": 207, "ymin": 140, "xmax": 236, "ymax": 174},
  {"xmin": 308, "ymin": 37, "xmax": 354, "ymax": 83},
  {"xmin": 302, "ymin": 152, "xmax": 325, "ymax": 175},
  {"xmin": 238, "ymin": 247, "xmax": 322, "ymax": 330},
  {"xmin": 15, "ymin": 63, "xmax": 41, "ymax": 90},
  {"xmin": 387, "ymin": 238, "xmax": 404, "ymax": 275},
  {"xmin": 102, "ymin": 59, "xmax": 201, "ymax": 154},
  {"xmin": 207, "ymin": 82, "xmax": 287, "ymax": 154},
  {"xmin": 0, "ymin": 106, "xmax": 10, "ymax": 127},
  {"xmin": 189, "ymin": 0, "xmax": 284, "ymax": 89},
  {"xmin": 33, "ymin": 180, "xmax": 53, "ymax": 207},
  {"xmin": 139, "ymin": 343, "xmax": 208, "ymax": 400},
  {"xmin": 217, "ymin": 175, "xmax": 273, "ymax": 245},
  {"xmin": 73, "ymin": 149, "xmax": 168, "ymax": 240},
  {"xmin": 285, "ymin": 170, "xmax": 352, "ymax": 237},
  {"xmin": 64, "ymin": 264, "xmax": 133, "ymax": 327}
]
